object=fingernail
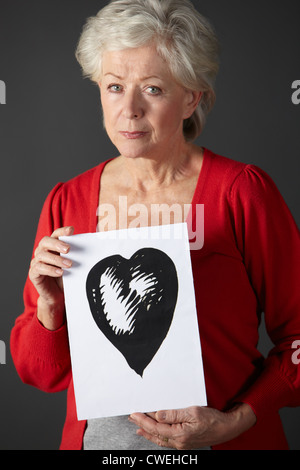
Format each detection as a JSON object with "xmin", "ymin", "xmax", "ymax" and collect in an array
[
  {"xmin": 58, "ymin": 243, "xmax": 69, "ymax": 253},
  {"xmin": 129, "ymin": 414, "xmax": 137, "ymax": 421},
  {"xmin": 62, "ymin": 259, "xmax": 72, "ymax": 267}
]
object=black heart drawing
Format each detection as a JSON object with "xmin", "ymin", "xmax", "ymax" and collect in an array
[{"xmin": 86, "ymin": 248, "xmax": 178, "ymax": 377}]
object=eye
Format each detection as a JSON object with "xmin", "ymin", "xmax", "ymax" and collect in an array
[
  {"xmin": 108, "ymin": 84, "xmax": 123, "ymax": 93},
  {"xmin": 146, "ymin": 86, "xmax": 162, "ymax": 95}
]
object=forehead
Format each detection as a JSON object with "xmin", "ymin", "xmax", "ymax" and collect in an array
[{"xmin": 101, "ymin": 45, "xmax": 171, "ymax": 80}]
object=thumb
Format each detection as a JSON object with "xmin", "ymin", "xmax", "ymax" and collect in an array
[{"xmin": 155, "ymin": 408, "xmax": 190, "ymax": 424}]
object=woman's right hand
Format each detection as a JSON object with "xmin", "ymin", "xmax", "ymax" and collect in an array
[{"xmin": 29, "ymin": 226, "xmax": 74, "ymax": 331}]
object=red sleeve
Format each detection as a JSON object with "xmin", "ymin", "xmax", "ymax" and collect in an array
[
  {"xmin": 10, "ymin": 183, "xmax": 72, "ymax": 393},
  {"xmin": 230, "ymin": 165, "xmax": 300, "ymax": 418}
]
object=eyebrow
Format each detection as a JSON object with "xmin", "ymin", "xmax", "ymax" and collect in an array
[
  {"xmin": 104, "ymin": 73, "xmax": 123, "ymax": 80},
  {"xmin": 104, "ymin": 73, "xmax": 162, "ymax": 81}
]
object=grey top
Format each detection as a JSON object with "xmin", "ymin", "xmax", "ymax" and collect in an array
[{"xmin": 83, "ymin": 415, "xmax": 211, "ymax": 450}]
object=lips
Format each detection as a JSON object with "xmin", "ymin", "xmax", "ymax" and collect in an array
[{"xmin": 119, "ymin": 131, "xmax": 148, "ymax": 139}]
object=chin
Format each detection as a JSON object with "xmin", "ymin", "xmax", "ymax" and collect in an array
[{"xmin": 117, "ymin": 143, "xmax": 153, "ymax": 160}]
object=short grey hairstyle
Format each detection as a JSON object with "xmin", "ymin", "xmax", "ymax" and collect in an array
[{"xmin": 76, "ymin": 0, "xmax": 220, "ymax": 141}]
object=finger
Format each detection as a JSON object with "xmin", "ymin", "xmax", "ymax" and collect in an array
[
  {"xmin": 145, "ymin": 412, "xmax": 157, "ymax": 420},
  {"xmin": 36, "ymin": 236, "xmax": 70, "ymax": 257},
  {"xmin": 129, "ymin": 413, "xmax": 170, "ymax": 438},
  {"xmin": 34, "ymin": 227, "xmax": 73, "ymax": 257},
  {"xmin": 155, "ymin": 408, "xmax": 192, "ymax": 424},
  {"xmin": 136, "ymin": 428, "xmax": 174, "ymax": 449},
  {"xmin": 51, "ymin": 226, "xmax": 74, "ymax": 239},
  {"xmin": 35, "ymin": 250, "xmax": 72, "ymax": 270},
  {"xmin": 30, "ymin": 260, "xmax": 65, "ymax": 279}
]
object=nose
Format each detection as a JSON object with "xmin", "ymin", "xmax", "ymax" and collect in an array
[{"xmin": 122, "ymin": 89, "xmax": 144, "ymax": 120}]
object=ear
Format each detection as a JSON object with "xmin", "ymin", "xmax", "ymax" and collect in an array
[{"xmin": 183, "ymin": 90, "xmax": 203, "ymax": 119}]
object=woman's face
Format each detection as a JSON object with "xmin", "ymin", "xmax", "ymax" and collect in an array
[{"xmin": 99, "ymin": 44, "xmax": 200, "ymax": 160}]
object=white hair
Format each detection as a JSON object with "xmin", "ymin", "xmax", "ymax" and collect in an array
[{"xmin": 76, "ymin": 0, "xmax": 220, "ymax": 141}]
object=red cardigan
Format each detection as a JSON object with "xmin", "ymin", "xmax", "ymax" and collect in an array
[{"xmin": 10, "ymin": 149, "xmax": 300, "ymax": 450}]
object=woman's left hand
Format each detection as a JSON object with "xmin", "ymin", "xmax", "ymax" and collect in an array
[{"xmin": 129, "ymin": 403, "xmax": 256, "ymax": 449}]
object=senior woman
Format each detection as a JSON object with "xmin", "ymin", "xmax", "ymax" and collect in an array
[{"xmin": 11, "ymin": 0, "xmax": 300, "ymax": 451}]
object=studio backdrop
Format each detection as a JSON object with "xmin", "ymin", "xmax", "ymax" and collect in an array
[{"xmin": 0, "ymin": 0, "xmax": 299, "ymax": 450}]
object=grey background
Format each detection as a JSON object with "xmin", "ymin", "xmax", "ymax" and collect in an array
[{"xmin": 0, "ymin": 0, "xmax": 299, "ymax": 450}]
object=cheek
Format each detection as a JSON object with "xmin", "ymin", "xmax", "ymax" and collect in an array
[
  {"xmin": 101, "ymin": 100, "xmax": 119, "ymax": 130},
  {"xmin": 154, "ymin": 102, "xmax": 185, "ymax": 133},
  {"xmin": 101, "ymin": 92, "xmax": 117, "ymax": 117}
]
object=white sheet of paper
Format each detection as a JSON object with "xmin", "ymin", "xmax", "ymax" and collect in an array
[{"xmin": 61, "ymin": 223, "xmax": 206, "ymax": 421}]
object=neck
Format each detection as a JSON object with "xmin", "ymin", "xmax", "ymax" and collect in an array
[{"xmin": 121, "ymin": 141, "xmax": 196, "ymax": 193}]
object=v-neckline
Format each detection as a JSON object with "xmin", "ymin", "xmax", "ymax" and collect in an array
[{"xmin": 89, "ymin": 147, "xmax": 212, "ymax": 233}]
